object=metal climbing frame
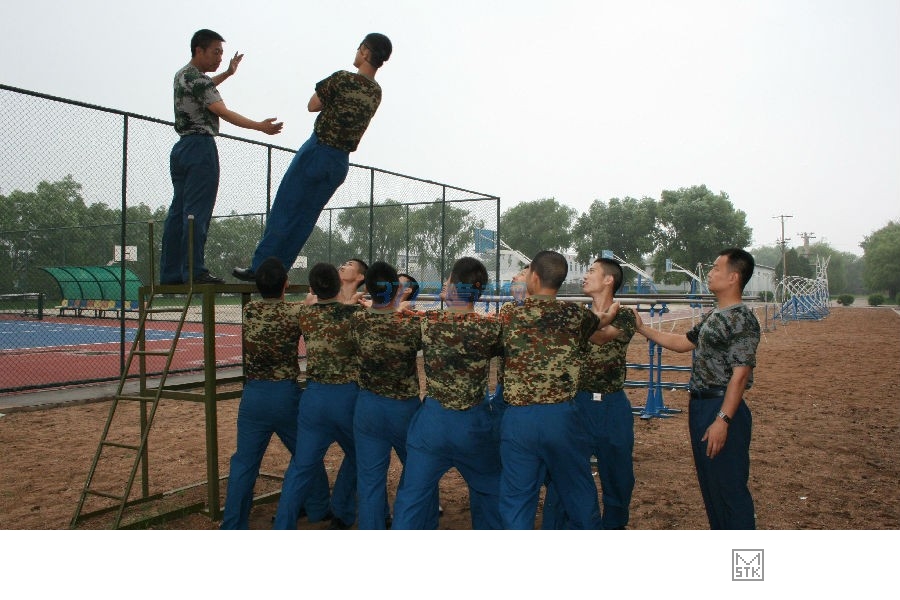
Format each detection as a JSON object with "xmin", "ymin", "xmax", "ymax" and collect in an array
[{"xmin": 775, "ymin": 255, "xmax": 831, "ymax": 322}]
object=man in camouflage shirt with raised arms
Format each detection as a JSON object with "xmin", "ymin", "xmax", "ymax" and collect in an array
[
  {"xmin": 349, "ymin": 261, "xmax": 437, "ymax": 529},
  {"xmin": 273, "ymin": 262, "xmax": 362, "ymax": 530},
  {"xmin": 391, "ymin": 257, "xmax": 504, "ymax": 529},
  {"xmin": 543, "ymin": 257, "xmax": 637, "ymax": 529},
  {"xmin": 220, "ymin": 258, "xmax": 329, "ymax": 529},
  {"xmin": 498, "ymin": 250, "xmax": 619, "ymax": 529}
]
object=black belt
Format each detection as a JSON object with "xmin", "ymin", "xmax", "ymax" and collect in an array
[{"xmin": 689, "ymin": 387, "xmax": 727, "ymax": 400}]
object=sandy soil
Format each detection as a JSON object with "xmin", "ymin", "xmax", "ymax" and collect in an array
[{"xmin": 1, "ymin": 305, "xmax": 898, "ymax": 530}]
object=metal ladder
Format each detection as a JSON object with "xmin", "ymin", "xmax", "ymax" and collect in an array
[{"xmin": 70, "ymin": 220, "xmax": 199, "ymax": 529}]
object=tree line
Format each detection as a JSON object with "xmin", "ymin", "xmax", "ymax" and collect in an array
[{"xmin": 2, "ymin": 176, "xmax": 897, "ymax": 300}]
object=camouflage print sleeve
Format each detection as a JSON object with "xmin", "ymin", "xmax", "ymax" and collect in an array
[
  {"xmin": 315, "ymin": 72, "xmax": 338, "ymax": 103},
  {"xmin": 579, "ymin": 305, "xmax": 601, "ymax": 345},
  {"xmin": 613, "ymin": 306, "xmax": 637, "ymax": 342}
]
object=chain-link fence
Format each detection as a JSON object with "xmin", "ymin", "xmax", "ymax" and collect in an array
[{"xmin": 0, "ymin": 84, "xmax": 500, "ymax": 394}]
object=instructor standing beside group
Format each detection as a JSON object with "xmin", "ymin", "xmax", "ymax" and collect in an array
[{"xmin": 634, "ymin": 248, "xmax": 760, "ymax": 529}]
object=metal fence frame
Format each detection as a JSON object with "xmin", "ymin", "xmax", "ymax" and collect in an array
[{"xmin": 0, "ymin": 84, "xmax": 500, "ymax": 393}]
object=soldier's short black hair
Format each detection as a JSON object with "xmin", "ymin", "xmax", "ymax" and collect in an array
[
  {"xmin": 719, "ymin": 248, "xmax": 755, "ymax": 291},
  {"xmin": 309, "ymin": 263, "xmax": 340, "ymax": 300},
  {"xmin": 191, "ymin": 29, "xmax": 225, "ymax": 56},
  {"xmin": 256, "ymin": 257, "xmax": 287, "ymax": 299},
  {"xmin": 449, "ymin": 257, "xmax": 488, "ymax": 303},
  {"xmin": 595, "ymin": 257, "xmax": 624, "ymax": 294},
  {"xmin": 362, "ymin": 33, "xmax": 392, "ymax": 68},
  {"xmin": 398, "ymin": 273, "xmax": 421, "ymax": 302},
  {"xmin": 530, "ymin": 250, "xmax": 568, "ymax": 291},
  {"xmin": 346, "ymin": 257, "xmax": 368, "ymax": 280},
  {"xmin": 365, "ymin": 261, "xmax": 399, "ymax": 305}
]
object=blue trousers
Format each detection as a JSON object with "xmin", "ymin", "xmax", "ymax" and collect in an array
[
  {"xmin": 161, "ymin": 134, "xmax": 219, "ymax": 283},
  {"xmin": 221, "ymin": 379, "xmax": 330, "ymax": 529},
  {"xmin": 392, "ymin": 398, "xmax": 500, "ymax": 529},
  {"xmin": 543, "ymin": 390, "xmax": 635, "ymax": 529},
  {"xmin": 499, "ymin": 402, "xmax": 602, "ymax": 530},
  {"xmin": 353, "ymin": 389, "xmax": 425, "ymax": 530},
  {"xmin": 250, "ymin": 133, "xmax": 349, "ymax": 272},
  {"xmin": 273, "ymin": 381, "xmax": 359, "ymax": 529},
  {"xmin": 689, "ymin": 397, "xmax": 755, "ymax": 529}
]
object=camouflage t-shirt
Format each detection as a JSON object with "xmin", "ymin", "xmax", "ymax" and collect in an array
[
  {"xmin": 173, "ymin": 64, "xmax": 222, "ymax": 136},
  {"xmin": 314, "ymin": 70, "xmax": 382, "ymax": 152},
  {"xmin": 350, "ymin": 308, "xmax": 421, "ymax": 399},
  {"xmin": 421, "ymin": 309, "xmax": 503, "ymax": 410},
  {"xmin": 297, "ymin": 300, "xmax": 361, "ymax": 385},
  {"xmin": 578, "ymin": 306, "xmax": 637, "ymax": 394},
  {"xmin": 242, "ymin": 299, "xmax": 302, "ymax": 381},
  {"xmin": 499, "ymin": 296, "xmax": 600, "ymax": 406},
  {"xmin": 685, "ymin": 303, "xmax": 760, "ymax": 390}
]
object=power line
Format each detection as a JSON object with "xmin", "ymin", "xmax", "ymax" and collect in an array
[{"xmin": 773, "ymin": 214, "xmax": 793, "ymax": 279}]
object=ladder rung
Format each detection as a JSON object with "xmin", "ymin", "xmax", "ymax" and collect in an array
[
  {"xmin": 143, "ymin": 307, "xmax": 189, "ymax": 314},
  {"xmin": 85, "ymin": 489, "xmax": 127, "ymax": 501},
  {"xmin": 133, "ymin": 350, "xmax": 172, "ymax": 357},
  {"xmin": 116, "ymin": 394, "xmax": 157, "ymax": 403},
  {"xmin": 101, "ymin": 441, "xmax": 142, "ymax": 451}
]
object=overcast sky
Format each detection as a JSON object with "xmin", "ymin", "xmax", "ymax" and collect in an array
[{"xmin": 2, "ymin": 0, "xmax": 898, "ymax": 256}]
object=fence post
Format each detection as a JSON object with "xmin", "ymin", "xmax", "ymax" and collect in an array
[
  {"xmin": 368, "ymin": 168, "xmax": 375, "ymax": 264},
  {"xmin": 119, "ymin": 114, "xmax": 129, "ymax": 375}
]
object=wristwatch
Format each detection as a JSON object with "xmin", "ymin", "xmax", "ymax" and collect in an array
[{"xmin": 717, "ymin": 410, "xmax": 732, "ymax": 424}]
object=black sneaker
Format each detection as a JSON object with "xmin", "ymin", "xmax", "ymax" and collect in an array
[
  {"xmin": 193, "ymin": 272, "xmax": 224, "ymax": 284},
  {"xmin": 232, "ymin": 267, "xmax": 256, "ymax": 282}
]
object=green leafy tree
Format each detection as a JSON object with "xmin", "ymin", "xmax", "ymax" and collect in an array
[
  {"xmin": 861, "ymin": 220, "xmax": 900, "ymax": 299},
  {"xmin": 204, "ymin": 213, "xmax": 269, "ymax": 279},
  {"xmin": 750, "ymin": 245, "xmax": 783, "ymax": 270},
  {"xmin": 0, "ymin": 176, "xmax": 92, "ymax": 292},
  {"xmin": 775, "ymin": 248, "xmax": 813, "ymax": 281},
  {"xmin": 651, "ymin": 185, "xmax": 752, "ymax": 285},
  {"xmin": 802, "ymin": 242, "xmax": 858, "ymax": 295},
  {"xmin": 499, "ymin": 198, "xmax": 575, "ymax": 259},
  {"xmin": 336, "ymin": 200, "xmax": 408, "ymax": 264},
  {"xmin": 123, "ymin": 203, "xmax": 169, "ymax": 285},
  {"xmin": 571, "ymin": 197, "xmax": 657, "ymax": 276},
  {"xmin": 409, "ymin": 202, "xmax": 482, "ymax": 280},
  {"xmin": 845, "ymin": 255, "xmax": 866, "ymax": 295}
]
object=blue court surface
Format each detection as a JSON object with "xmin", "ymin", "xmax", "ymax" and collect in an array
[{"xmin": 0, "ymin": 321, "xmax": 205, "ymax": 351}]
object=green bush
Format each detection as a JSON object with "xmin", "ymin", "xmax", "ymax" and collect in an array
[
  {"xmin": 868, "ymin": 294, "xmax": 885, "ymax": 307},
  {"xmin": 896, "ymin": 292, "xmax": 900, "ymax": 306},
  {"xmin": 836, "ymin": 294, "xmax": 855, "ymax": 306},
  {"xmin": 759, "ymin": 291, "xmax": 775, "ymax": 302}
]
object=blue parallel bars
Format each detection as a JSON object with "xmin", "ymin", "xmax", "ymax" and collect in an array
[{"xmin": 626, "ymin": 302, "xmax": 690, "ymax": 419}]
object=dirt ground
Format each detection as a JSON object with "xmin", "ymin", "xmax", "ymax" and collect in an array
[{"xmin": 1, "ymin": 305, "xmax": 898, "ymax": 530}]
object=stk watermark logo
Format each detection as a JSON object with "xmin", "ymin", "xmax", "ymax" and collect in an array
[{"xmin": 733, "ymin": 549, "xmax": 764, "ymax": 581}]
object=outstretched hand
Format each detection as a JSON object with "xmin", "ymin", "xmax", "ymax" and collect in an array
[
  {"xmin": 226, "ymin": 52, "xmax": 244, "ymax": 76},
  {"xmin": 259, "ymin": 118, "xmax": 284, "ymax": 135},
  {"xmin": 631, "ymin": 307, "xmax": 645, "ymax": 330}
]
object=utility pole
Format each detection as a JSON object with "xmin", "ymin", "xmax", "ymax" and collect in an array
[
  {"xmin": 798, "ymin": 231, "xmax": 816, "ymax": 257},
  {"xmin": 773, "ymin": 214, "xmax": 793, "ymax": 283}
]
